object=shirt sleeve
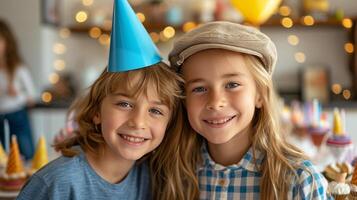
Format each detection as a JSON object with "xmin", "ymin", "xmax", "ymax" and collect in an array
[
  {"xmin": 17, "ymin": 174, "xmax": 49, "ymax": 200},
  {"xmin": 18, "ymin": 66, "xmax": 36, "ymax": 99},
  {"xmin": 291, "ymin": 160, "xmax": 333, "ymax": 200}
]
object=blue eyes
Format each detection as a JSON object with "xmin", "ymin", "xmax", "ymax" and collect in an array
[
  {"xmin": 191, "ymin": 82, "xmax": 240, "ymax": 93},
  {"xmin": 116, "ymin": 101, "xmax": 163, "ymax": 115},
  {"xmin": 117, "ymin": 101, "xmax": 132, "ymax": 108},
  {"xmin": 226, "ymin": 82, "xmax": 239, "ymax": 89},
  {"xmin": 192, "ymin": 87, "xmax": 206, "ymax": 93},
  {"xmin": 149, "ymin": 108, "xmax": 163, "ymax": 115}
]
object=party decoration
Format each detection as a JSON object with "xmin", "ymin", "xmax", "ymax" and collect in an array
[{"xmin": 230, "ymin": 0, "xmax": 282, "ymax": 25}]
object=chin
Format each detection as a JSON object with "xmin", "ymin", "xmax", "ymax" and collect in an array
[{"xmin": 202, "ymin": 134, "xmax": 234, "ymax": 145}]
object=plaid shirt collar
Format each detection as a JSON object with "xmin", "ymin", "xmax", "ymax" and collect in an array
[{"xmin": 199, "ymin": 142, "xmax": 265, "ymax": 173}]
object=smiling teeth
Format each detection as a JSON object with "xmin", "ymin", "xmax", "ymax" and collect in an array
[
  {"xmin": 121, "ymin": 135, "xmax": 145, "ymax": 143},
  {"xmin": 206, "ymin": 116, "xmax": 234, "ymax": 125}
]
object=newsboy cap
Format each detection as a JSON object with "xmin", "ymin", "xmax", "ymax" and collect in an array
[{"xmin": 169, "ymin": 21, "xmax": 277, "ymax": 75}]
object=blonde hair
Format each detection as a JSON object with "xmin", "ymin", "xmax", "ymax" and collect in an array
[
  {"xmin": 165, "ymin": 54, "xmax": 311, "ymax": 199},
  {"xmin": 54, "ymin": 63, "xmax": 191, "ymax": 199},
  {"xmin": 244, "ymin": 55, "xmax": 310, "ymax": 199}
]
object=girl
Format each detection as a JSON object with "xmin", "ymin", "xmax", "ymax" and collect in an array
[
  {"xmin": 17, "ymin": 63, "xmax": 183, "ymax": 200},
  {"xmin": 0, "ymin": 19, "xmax": 36, "ymax": 160},
  {"xmin": 165, "ymin": 21, "xmax": 332, "ymax": 199}
]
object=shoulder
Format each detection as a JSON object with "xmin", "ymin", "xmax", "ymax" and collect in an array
[
  {"xmin": 18, "ymin": 155, "xmax": 82, "ymax": 200},
  {"xmin": 34, "ymin": 155, "xmax": 82, "ymax": 185},
  {"xmin": 290, "ymin": 159, "xmax": 332, "ymax": 199}
]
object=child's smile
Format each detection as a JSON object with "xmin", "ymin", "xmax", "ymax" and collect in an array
[
  {"xmin": 93, "ymin": 86, "xmax": 171, "ymax": 162},
  {"xmin": 183, "ymin": 49, "xmax": 262, "ymax": 145},
  {"xmin": 203, "ymin": 115, "xmax": 236, "ymax": 128}
]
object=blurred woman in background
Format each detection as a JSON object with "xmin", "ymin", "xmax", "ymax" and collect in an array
[{"xmin": 0, "ymin": 18, "xmax": 35, "ymax": 160}]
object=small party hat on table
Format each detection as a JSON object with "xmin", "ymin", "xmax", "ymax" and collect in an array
[
  {"xmin": 0, "ymin": 142, "xmax": 7, "ymax": 167},
  {"xmin": 6, "ymin": 136, "xmax": 24, "ymax": 175},
  {"xmin": 31, "ymin": 136, "xmax": 48, "ymax": 171},
  {"xmin": 333, "ymin": 108, "xmax": 343, "ymax": 135}
]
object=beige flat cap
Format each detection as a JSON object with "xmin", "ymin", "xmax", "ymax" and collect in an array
[{"xmin": 169, "ymin": 21, "xmax": 277, "ymax": 75}]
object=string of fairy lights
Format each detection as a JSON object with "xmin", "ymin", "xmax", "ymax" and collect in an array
[
  {"xmin": 278, "ymin": 5, "xmax": 354, "ymax": 101},
  {"xmin": 41, "ymin": 0, "xmax": 355, "ymax": 103}
]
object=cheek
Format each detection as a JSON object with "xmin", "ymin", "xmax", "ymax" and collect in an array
[{"xmin": 151, "ymin": 122, "xmax": 168, "ymax": 140}]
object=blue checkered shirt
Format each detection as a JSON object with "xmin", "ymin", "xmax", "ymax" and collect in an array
[{"xmin": 197, "ymin": 144, "xmax": 333, "ymax": 199}]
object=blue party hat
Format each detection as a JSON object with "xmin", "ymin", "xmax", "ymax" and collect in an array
[{"xmin": 108, "ymin": 0, "xmax": 162, "ymax": 72}]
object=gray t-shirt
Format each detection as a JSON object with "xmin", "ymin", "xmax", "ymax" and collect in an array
[{"xmin": 17, "ymin": 152, "xmax": 151, "ymax": 200}]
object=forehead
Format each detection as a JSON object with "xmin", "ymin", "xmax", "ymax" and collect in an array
[{"xmin": 182, "ymin": 49, "xmax": 251, "ymax": 79}]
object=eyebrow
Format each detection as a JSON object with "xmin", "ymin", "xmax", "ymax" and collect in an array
[
  {"xmin": 186, "ymin": 73, "xmax": 246, "ymax": 86},
  {"xmin": 112, "ymin": 92, "xmax": 167, "ymax": 107}
]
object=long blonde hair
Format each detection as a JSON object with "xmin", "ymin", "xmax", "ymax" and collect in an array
[
  {"xmin": 160, "ymin": 54, "xmax": 311, "ymax": 199},
  {"xmin": 244, "ymin": 55, "xmax": 309, "ymax": 199}
]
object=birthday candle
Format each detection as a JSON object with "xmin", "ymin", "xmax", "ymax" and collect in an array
[{"xmin": 4, "ymin": 119, "xmax": 10, "ymax": 153}]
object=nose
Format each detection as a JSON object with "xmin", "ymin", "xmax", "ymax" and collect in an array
[
  {"xmin": 206, "ymin": 89, "xmax": 227, "ymax": 111},
  {"xmin": 127, "ymin": 108, "xmax": 147, "ymax": 130}
]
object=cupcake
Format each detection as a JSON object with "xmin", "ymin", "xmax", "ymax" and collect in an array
[
  {"xmin": 328, "ymin": 172, "xmax": 350, "ymax": 199},
  {"xmin": 323, "ymin": 162, "xmax": 353, "ymax": 182},
  {"xmin": 308, "ymin": 100, "xmax": 330, "ymax": 147},
  {"xmin": 0, "ymin": 136, "xmax": 28, "ymax": 191}
]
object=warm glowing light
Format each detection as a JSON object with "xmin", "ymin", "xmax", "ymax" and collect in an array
[
  {"xmin": 103, "ymin": 20, "xmax": 112, "ymax": 30},
  {"xmin": 82, "ymin": 0, "xmax": 93, "ymax": 6},
  {"xmin": 342, "ymin": 18, "xmax": 353, "ymax": 29},
  {"xmin": 159, "ymin": 31, "xmax": 169, "ymax": 42},
  {"xmin": 281, "ymin": 17, "xmax": 293, "ymax": 28},
  {"xmin": 75, "ymin": 11, "xmax": 88, "ymax": 23},
  {"xmin": 59, "ymin": 28, "xmax": 71, "ymax": 38},
  {"xmin": 53, "ymin": 43, "xmax": 66, "ymax": 54},
  {"xmin": 99, "ymin": 34, "xmax": 110, "ymax": 45},
  {"xmin": 150, "ymin": 32, "xmax": 160, "ymax": 43},
  {"xmin": 295, "ymin": 52, "xmax": 306, "ymax": 63},
  {"xmin": 288, "ymin": 35, "xmax": 299, "ymax": 46},
  {"xmin": 279, "ymin": 6, "xmax": 291, "ymax": 16},
  {"xmin": 344, "ymin": 43, "xmax": 354, "ymax": 53},
  {"xmin": 49, "ymin": 73, "xmax": 60, "ymax": 84},
  {"xmin": 303, "ymin": 15, "xmax": 314, "ymax": 26},
  {"xmin": 183, "ymin": 22, "xmax": 197, "ymax": 33},
  {"xmin": 54, "ymin": 60, "xmax": 66, "ymax": 71},
  {"xmin": 42, "ymin": 92, "xmax": 52, "ymax": 103},
  {"xmin": 136, "ymin": 12, "xmax": 146, "ymax": 23},
  {"xmin": 89, "ymin": 27, "xmax": 102, "ymax": 38},
  {"xmin": 163, "ymin": 26, "xmax": 175, "ymax": 39},
  {"xmin": 343, "ymin": 90, "xmax": 351, "ymax": 100},
  {"xmin": 331, "ymin": 84, "xmax": 342, "ymax": 94}
]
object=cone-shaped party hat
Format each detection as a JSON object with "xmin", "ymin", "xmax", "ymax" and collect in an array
[
  {"xmin": 31, "ymin": 136, "xmax": 48, "ymax": 170},
  {"xmin": 108, "ymin": 0, "xmax": 162, "ymax": 72},
  {"xmin": 6, "ymin": 136, "xmax": 24, "ymax": 174},
  {"xmin": 0, "ymin": 142, "xmax": 7, "ymax": 166},
  {"xmin": 333, "ymin": 108, "xmax": 343, "ymax": 136}
]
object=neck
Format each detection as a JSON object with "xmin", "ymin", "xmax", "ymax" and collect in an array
[
  {"xmin": 207, "ymin": 126, "xmax": 252, "ymax": 166},
  {"xmin": 85, "ymin": 146, "xmax": 135, "ymax": 184}
]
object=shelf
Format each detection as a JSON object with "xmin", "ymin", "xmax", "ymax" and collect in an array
[{"xmin": 67, "ymin": 18, "xmax": 355, "ymax": 35}]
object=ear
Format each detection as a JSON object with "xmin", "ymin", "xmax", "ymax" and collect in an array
[
  {"xmin": 93, "ymin": 112, "xmax": 101, "ymax": 125},
  {"xmin": 255, "ymin": 92, "xmax": 263, "ymax": 109}
]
